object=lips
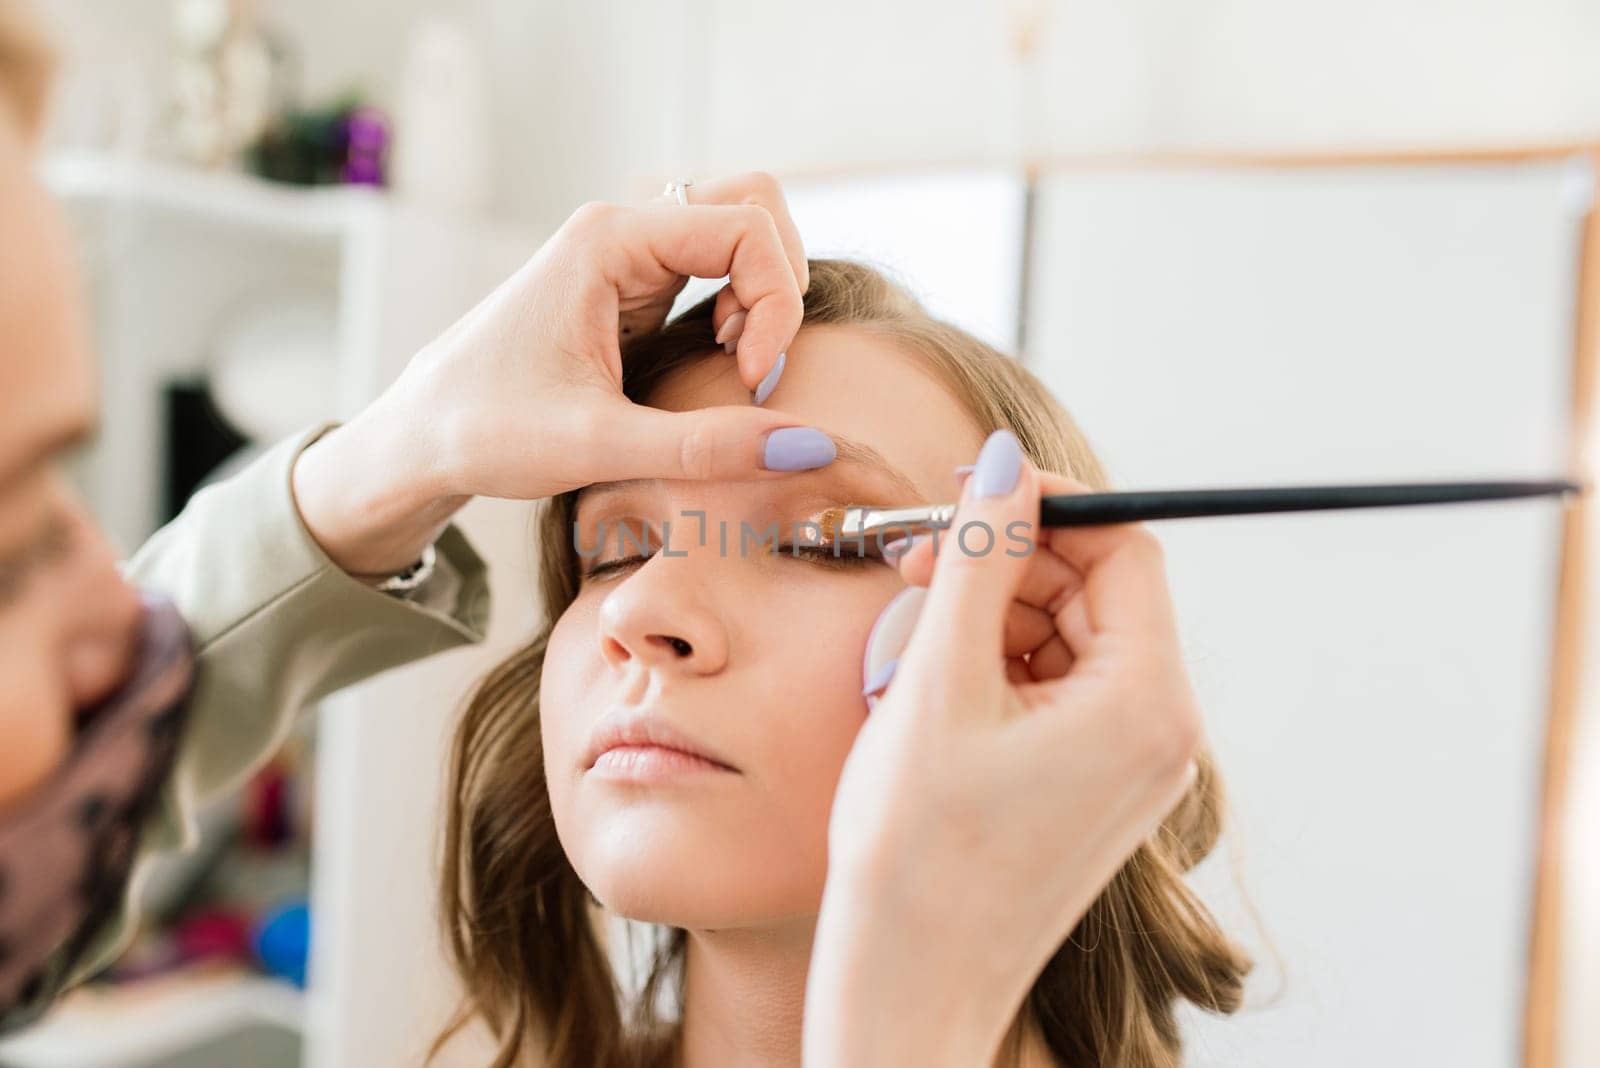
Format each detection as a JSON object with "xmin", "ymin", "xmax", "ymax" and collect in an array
[{"xmin": 583, "ymin": 710, "xmax": 739, "ymax": 773}]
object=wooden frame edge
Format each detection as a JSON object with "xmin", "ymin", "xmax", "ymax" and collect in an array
[
  {"xmin": 1523, "ymin": 147, "xmax": 1599, "ymax": 1068},
  {"xmin": 771, "ymin": 142, "xmax": 1600, "ymax": 187}
]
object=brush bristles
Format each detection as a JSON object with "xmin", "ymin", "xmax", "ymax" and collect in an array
[
  {"xmin": 810, "ymin": 505, "xmax": 955, "ymax": 551},
  {"xmin": 812, "ymin": 506, "xmax": 853, "ymax": 545}
]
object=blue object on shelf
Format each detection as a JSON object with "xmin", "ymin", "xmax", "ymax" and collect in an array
[{"xmin": 253, "ymin": 899, "xmax": 311, "ymax": 988}]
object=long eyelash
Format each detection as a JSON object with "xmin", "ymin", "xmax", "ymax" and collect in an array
[
  {"xmin": 782, "ymin": 544, "xmax": 881, "ymax": 568},
  {"xmin": 581, "ymin": 554, "xmax": 650, "ymax": 580},
  {"xmin": 579, "ymin": 542, "xmax": 882, "ymax": 582}
]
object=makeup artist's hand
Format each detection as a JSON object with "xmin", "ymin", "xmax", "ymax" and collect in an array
[
  {"xmin": 803, "ymin": 430, "xmax": 1204, "ymax": 1068},
  {"xmin": 291, "ymin": 173, "xmax": 825, "ymax": 577}
]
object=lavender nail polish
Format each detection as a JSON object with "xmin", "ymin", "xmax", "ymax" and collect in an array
[
  {"xmin": 716, "ymin": 309, "xmax": 747, "ymax": 345},
  {"xmin": 862, "ymin": 657, "xmax": 899, "ymax": 696},
  {"xmin": 751, "ymin": 351, "xmax": 787, "ymax": 405},
  {"xmin": 762, "ymin": 426, "xmax": 835, "ymax": 471},
  {"xmin": 861, "ymin": 586, "xmax": 926, "ymax": 705},
  {"xmin": 971, "ymin": 429, "xmax": 1022, "ymax": 498}
]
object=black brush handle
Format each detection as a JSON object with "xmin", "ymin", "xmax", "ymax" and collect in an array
[{"xmin": 1037, "ymin": 479, "xmax": 1585, "ymax": 526}]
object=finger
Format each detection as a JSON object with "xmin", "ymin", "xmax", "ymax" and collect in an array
[
  {"xmin": 712, "ymin": 284, "xmax": 745, "ymax": 354},
  {"xmin": 907, "ymin": 429, "xmax": 1041, "ymax": 703},
  {"xmin": 1027, "ymin": 633, "xmax": 1075, "ymax": 681},
  {"xmin": 1057, "ymin": 593, "xmax": 1095, "ymax": 654},
  {"xmin": 677, "ymin": 172, "xmax": 809, "ymax": 295},
  {"xmin": 896, "ymin": 534, "xmax": 1068, "ymax": 658},
  {"xmin": 615, "ymin": 203, "xmax": 801, "ymax": 394},
  {"xmin": 598, "ymin": 401, "xmax": 837, "ymax": 482},
  {"xmin": 1002, "ymin": 602, "xmax": 1058, "ymax": 659},
  {"xmin": 895, "ymin": 529, "xmax": 1081, "ymax": 612},
  {"xmin": 1034, "ymin": 471, "xmax": 1176, "ymax": 639},
  {"xmin": 1035, "ymin": 470, "xmax": 1157, "ymax": 575},
  {"xmin": 890, "ymin": 466, "xmax": 1074, "ymax": 586}
]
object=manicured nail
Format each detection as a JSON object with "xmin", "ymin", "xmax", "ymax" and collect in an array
[
  {"xmin": 970, "ymin": 429, "xmax": 1022, "ymax": 498},
  {"xmin": 762, "ymin": 426, "xmax": 835, "ymax": 471},
  {"xmin": 881, "ymin": 533, "xmax": 929, "ymax": 562},
  {"xmin": 861, "ymin": 586, "xmax": 926, "ymax": 704},
  {"xmin": 953, "ymin": 464, "xmax": 975, "ymax": 484},
  {"xmin": 715, "ymin": 309, "xmax": 747, "ymax": 345},
  {"xmin": 725, "ymin": 339, "xmax": 737, "ymax": 355},
  {"xmin": 751, "ymin": 351, "xmax": 787, "ymax": 405},
  {"xmin": 862, "ymin": 657, "xmax": 899, "ymax": 697}
]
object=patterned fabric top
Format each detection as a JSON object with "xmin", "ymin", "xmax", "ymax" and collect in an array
[{"xmin": 0, "ymin": 593, "xmax": 195, "ymax": 1032}]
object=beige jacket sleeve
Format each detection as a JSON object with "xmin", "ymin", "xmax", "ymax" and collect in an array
[{"xmin": 71, "ymin": 424, "xmax": 491, "ymax": 980}]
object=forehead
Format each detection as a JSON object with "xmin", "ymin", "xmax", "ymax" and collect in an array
[
  {"xmin": 0, "ymin": 114, "xmax": 96, "ymax": 490},
  {"xmin": 647, "ymin": 323, "xmax": 986, "ymax": 501}
]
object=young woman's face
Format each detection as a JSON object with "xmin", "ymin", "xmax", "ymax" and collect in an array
[{"xmin": 542, "ymin": 323, "xmax": 986, "ymax": 928}]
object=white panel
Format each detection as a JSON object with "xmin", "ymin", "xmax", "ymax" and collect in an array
[
  {"xmin": 673, "ymin": 170, "xmax": 1027, "ymax": 354},
  {"xmin": 785, "ymin": 170, "xmax": 1026, "ymax": 352},
  {"xmin": 1028, "ymin": 160, "xmax": 1583, "ymax": 1066}
]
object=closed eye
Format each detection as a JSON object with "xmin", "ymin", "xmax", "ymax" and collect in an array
[
  {"xmin": 579, "ymin": 542, "xmax": 885, "ymax": 583},
  {"xmin": 780, "ymin": 543, "xmax": 883, "ymax": 569},
  {"xmin": 581, "ymin": 554, "xmax": 650, "ymax": 581},
  {"xmin": 0, "ymin": 511, "xmax": 74, "ymax": 607}
]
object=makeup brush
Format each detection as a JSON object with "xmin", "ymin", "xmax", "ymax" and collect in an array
[{"xmin": 811, "ymin": 478, "xmax": 1586, "ymax": 548}]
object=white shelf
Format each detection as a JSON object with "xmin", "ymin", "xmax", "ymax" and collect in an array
[
  {"xmin": 41, "ymin": 150, "xmax": 384, "ymax": 241},
  {"xmin": 0, "ymin": 971, "xmax": 303, "ymax": 1068}
]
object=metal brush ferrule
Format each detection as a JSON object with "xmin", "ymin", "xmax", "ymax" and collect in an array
[{"xmin": 840, "ymin": 503, "xmax": 958, "ymax": 542}]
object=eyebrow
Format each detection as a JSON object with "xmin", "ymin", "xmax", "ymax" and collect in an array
[
  {"xmin": 0, "ymin": 421, "xmax": 96, "ymax": 495},
  {"xmin": 577, "ymin": 434, "xmax": 925, "ymax": 507}
]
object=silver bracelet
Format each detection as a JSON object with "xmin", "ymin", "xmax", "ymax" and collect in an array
[{"xmin": 374, "ymin": 542, "xmax": 438, "ymax": 595}]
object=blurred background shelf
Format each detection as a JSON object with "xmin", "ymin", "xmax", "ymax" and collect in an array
[
  {"xmin": 41, "ymin": 149, "xmax": 533, "ymax": 554},
  {"xmin": 0, "ymin": 970, "xmax": 304, "ymax": 1068},
  {"xmin": 44, "ymin": 150, "xmax": 382, "ymax": 240}
]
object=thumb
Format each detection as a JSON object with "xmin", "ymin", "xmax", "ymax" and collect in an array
[
  {"xmin": 911, "ymin": 429, "xmax": 1040, "ymax": 695},
  {"xmin": 601, "ymin": 400, "xmax": 838, "ymax": 481}
]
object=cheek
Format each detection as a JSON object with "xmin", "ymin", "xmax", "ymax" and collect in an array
[
  {"xmin": 0, "ymin": 603, "xmax": 72, "ymax": 811},
  {"xmin": 709, "ymin": 568, "xmax": 906, "ymax": 910},
  {"xmin": 541, "ymin": 598, "xmax": 601, "ymax": 839},
  {"xmin": 749, "ymin": 571, "xmax": 893, "ymax": 819}
]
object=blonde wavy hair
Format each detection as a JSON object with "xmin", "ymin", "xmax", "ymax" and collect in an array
[
  {"xmin": 437, "ymin": 259, "xmax": 1253, "ymax": 1067},
  {"xmin": 0, "ymin": 1, "xmax": 53, "ymax": 139}
]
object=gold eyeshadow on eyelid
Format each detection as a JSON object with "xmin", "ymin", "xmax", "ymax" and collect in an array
[{"xmin": 574, "ymin": 467, "xmax": 925, "ymax": 545}]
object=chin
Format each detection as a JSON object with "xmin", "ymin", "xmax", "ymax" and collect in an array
[{"xmin": 572, "ymin": 814, "xmax": 824, "ymax": 930}]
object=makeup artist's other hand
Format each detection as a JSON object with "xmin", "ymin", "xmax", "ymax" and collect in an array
[
  {"xmin": 291, "ymin": 173, "xmax": 824, "ymax": 576},
  {"xmin": 804, "ymin": 430, "xmax": 1203, "ymax": 1068}
]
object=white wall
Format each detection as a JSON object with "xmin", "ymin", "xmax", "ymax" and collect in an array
[
  {"xmin": 29, "ymin": 2, "xmax": 1600, "ymax": 1065},
  {"xmin": 1024, "ymin": 157, "xmax": 1583, "ymax": 1067},
  {"xmin": 39, "ymin": 1, "xmax": 1600, "ymax": 229}
]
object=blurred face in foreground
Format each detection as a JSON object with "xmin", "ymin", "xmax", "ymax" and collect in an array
[{"xmin": 0, "ymin": 104, "xmax": 143, "ymax": 812}]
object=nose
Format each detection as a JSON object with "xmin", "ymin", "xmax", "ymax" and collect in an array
[
  {"xmin": 597, "ymin": 556, "xmax": 729, "ymax": 679},
  {"xmin": 53, "ymin": 492, "xmax": 143, "ymax": 710}
]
